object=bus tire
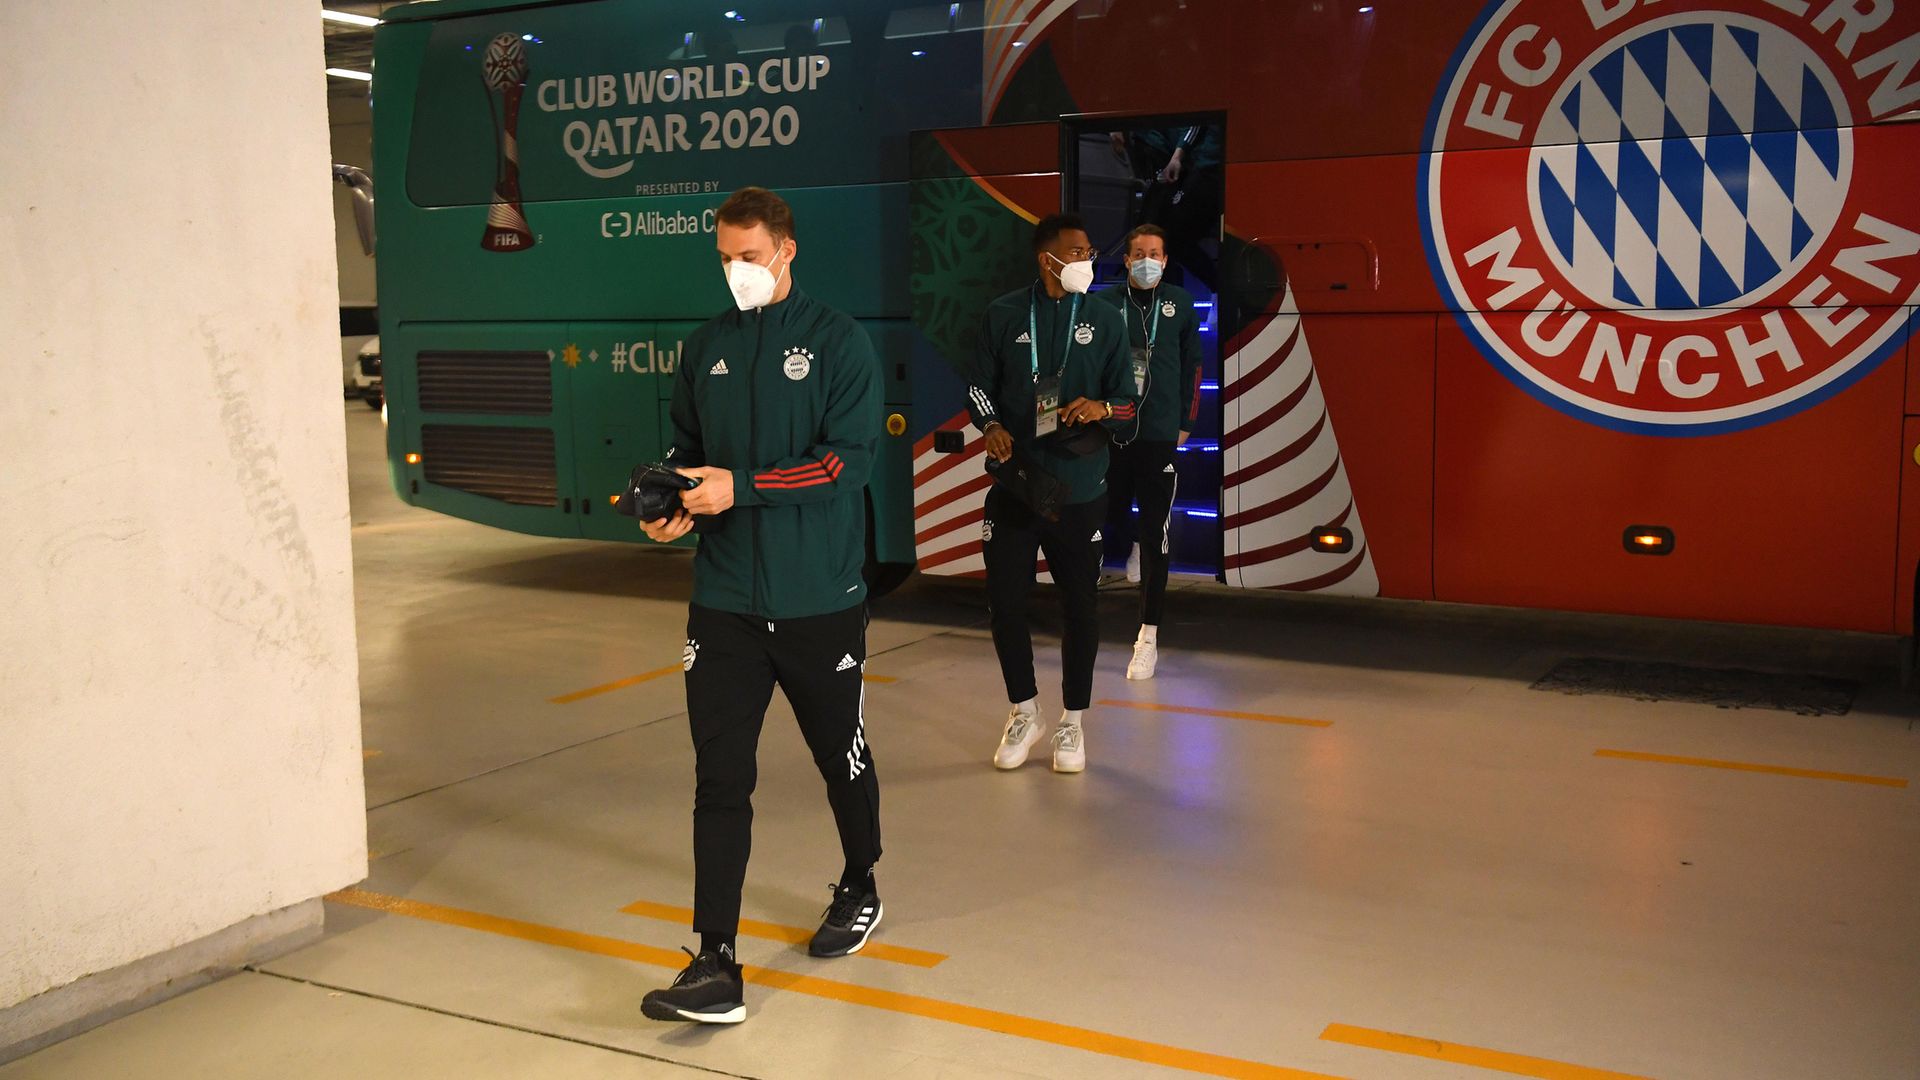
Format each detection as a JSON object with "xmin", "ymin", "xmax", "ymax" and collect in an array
[
  {"xmin": 1904, "ymin": 564, "xmax": 1920, "ymax": 691},
  {"xmin": 865, "ymin": 559, "xmax": 912, "ymax": 599},
  {"xmin": 863, "ymin": 491, "xmax": 913, "ymax": 601}
]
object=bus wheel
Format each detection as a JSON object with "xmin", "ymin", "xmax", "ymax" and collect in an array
[
  {"xmin": 1904, "ymin": 567, "xmax": 1920, "ymax": 691},
  {"xmin": 863, "ymin": 491, "xmax": 913, "ymax": 601},
  {"xmin": 865, "ymin": 558, "xmax": 912, "ymax": 599}
]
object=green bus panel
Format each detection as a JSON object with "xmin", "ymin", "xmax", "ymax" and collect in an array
[
  {"xmin": 380, "ymin": 185, "xmax": 914, "ymax": 326},
  {"xmin": 389, "ymin": 321, "xmax": 583, "ymax": 539}
]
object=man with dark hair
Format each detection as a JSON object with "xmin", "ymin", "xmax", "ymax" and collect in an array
[
  {"xmin": 711, "ymin": 183, "xmax": 795, "ymax": 242},
  {"xmin": 637, "ymin": 186, "xmax": 885, "ymax": 1025},
  {"xmin": 1091, "ymin": 223, "xmax": 1203, "ymax": 680},
  {"xmin": 962, "ymin": 212, "xmax": 1138, "ymax": 773}
]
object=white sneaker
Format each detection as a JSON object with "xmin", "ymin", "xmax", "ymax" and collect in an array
[
  {"xmin": 1125, "ymin": 543, "xmax": 1141, "ymax": 584},
  {"xmin": 993, "ymin": 703, "xmax": 1042, "ymax": 770},
  {"xmin": 1127, "ymin": 639, "xmax": 1158, "ymax": 680},
  {"xmin": 1051, "ymin": 717, "xmax": 1085, "ymax": 774}
]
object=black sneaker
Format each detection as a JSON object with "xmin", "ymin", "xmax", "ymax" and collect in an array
[
  {"xmin": 809, "ymin": 884, "xmax": 883, "ymax": 957},
  {"xmin": 641, "ymin": 947, "xmax": 745, "ymax": 1024}
]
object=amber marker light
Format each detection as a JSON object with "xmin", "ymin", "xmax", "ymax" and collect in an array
[
  {"xmin": 1624, "ymin": 525, "xmax": 1674, "ymax": 555},
  {"xmin": 886, "ymin": 412, "xmax": 908, "ymax": 436},
  {"xmin": 1310, "ymin": 526, "xmax": 1353, "ymax": 553},
  {"xmin": 608, "ymin": 494, "xmax": 620, "ymax": 506},
  {"xmin": 405, "ymin": 453, "xmax": 422, "ymax": 465}
]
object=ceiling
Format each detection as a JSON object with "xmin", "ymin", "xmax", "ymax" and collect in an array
[{"xmin": 323, "ymin": 1, "xmax": 398, "ymax": 99}]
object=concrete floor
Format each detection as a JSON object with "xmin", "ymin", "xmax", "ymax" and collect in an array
[{"xmin": 7, "ymin": 405, "xmax": 1920, "ymax": 1079}]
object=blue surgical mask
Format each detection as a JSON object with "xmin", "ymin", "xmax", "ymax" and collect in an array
[{"xmin": 1129, "ymin": 257, "xmax": 1165, "ymax": 289}]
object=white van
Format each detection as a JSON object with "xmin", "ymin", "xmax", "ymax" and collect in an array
[{"xmin": 340, "ymin": 305, "xmax": 381, "ymax": 408}]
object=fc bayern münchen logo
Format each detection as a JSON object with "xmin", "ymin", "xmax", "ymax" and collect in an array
[{"xmin": 1422, "ymin": 1, "xmax": 1920, "ymax": 435}]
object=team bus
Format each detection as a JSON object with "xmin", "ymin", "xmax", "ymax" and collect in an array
[{"xmin": 370, "ymin": 0, "xmax": 1920, "ymax": 639}]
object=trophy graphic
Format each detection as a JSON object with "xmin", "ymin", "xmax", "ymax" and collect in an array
[{"xmin": 480, "ymin": 33, "xmax": 535, "ymax": 252}]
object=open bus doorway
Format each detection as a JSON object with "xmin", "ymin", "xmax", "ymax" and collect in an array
[{"xmin": 1064, "ymin": 114, "xmax": 1226, "ymax": 581}]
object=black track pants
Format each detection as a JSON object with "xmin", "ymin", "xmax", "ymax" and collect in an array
[
  {"xmin": 683, "ymin": 603, "xmax": 880, "ymax": 937},
  {"xmin": 982, "ymin": 485, "xmax": 1107, "ymax": 711},
  {"xmin": 1107, "ymin": 439, "xmax": 1178, "ymax": 626}
]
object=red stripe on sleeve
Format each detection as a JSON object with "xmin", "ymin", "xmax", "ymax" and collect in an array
[
  {"xmin": 754, "ymin": 454, "xmax": 844, "ymax": 488},
  {"xmin": 758, "ymin": 465, "xmax": 827, "ymax": 484},
  {"xmin": 752, "ymin": 451, "xmax": 844, "ymax": 486},
  {"xmin": 756, "ymin": 473, "xmax": 837, "ymax": 490}
]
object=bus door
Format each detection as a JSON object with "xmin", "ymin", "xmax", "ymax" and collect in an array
[
  {"xmin": 906, "ymin": 121, "xmax": 1062, "ymax": 578},
  {"xmin": 566, "ymin": 321, "xmax": 681, "ymax": 543},
  {"xmin": 1064, "ymin": 113, "xmax": 1227, "ymax": 580}
]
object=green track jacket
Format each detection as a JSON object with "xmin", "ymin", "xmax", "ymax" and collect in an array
[
  {"xmin": 667, "ymin": 286, "xmax": 880, "ymax": 619},
  {"xmin": 1088, "ymin": 282, "xmax": 1203, "ymax": 442},
  {"xmin": 961, "ymin": 283, "xmax": 1140, "ymax": 505}
]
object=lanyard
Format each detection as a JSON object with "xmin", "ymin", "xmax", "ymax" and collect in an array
[
  {"xmin": 1029, "ymin": 287, "xmax": 1082, "ymax": 382},
  {"xmin": 1130, "ymin": 288, "xmax": 1161, "ymax": 351}
]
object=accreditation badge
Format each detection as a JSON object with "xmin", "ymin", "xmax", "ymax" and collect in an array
[
  {"xmin": 1130, "ymin": 345, "xmax": 1152, "ymax": 396},
  {"xmin": 1034, "ymin": 375, "xmax": 1062, "ymax": 439}
]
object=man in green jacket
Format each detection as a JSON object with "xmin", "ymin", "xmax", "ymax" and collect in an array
[
  {"xmin": 962, "ymin": 213, "xmax": 1139, "ymax": 774},
  {"xmin": 638, "ymin": 187, "xmax": 884, "ymax": 1025},
  {"xmin": 1090, "ymin": 224, "xmax": 1204, "ymax": 681}
]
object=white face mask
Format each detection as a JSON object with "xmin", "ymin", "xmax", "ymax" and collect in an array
[
  {"xmin": 1047, "ymin": 252, "xmax": 1094, "ymax": 295},
  {"xmin": 725, "ymin": 251, "xmax": 788, "ymax": 310},
  {"xmin": 1128, "ymin": 257, "xmax": 1165, "ymax": 289}
]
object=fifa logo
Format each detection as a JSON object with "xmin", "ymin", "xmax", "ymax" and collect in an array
[{"xmin": 480, "ymin": 33, "xmax": 535, "ymax": 253}]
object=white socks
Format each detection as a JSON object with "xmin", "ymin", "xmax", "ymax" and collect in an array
[
  {"xmin": 1060, "ymin": 708, "xmax": 1084, "ymax": 728},
  {"xmin": 1137, "ymin": 624, "xmax": 1158, "ymax": 645},
  {"xmin": 1013, "ymin": 697, "xmax": 1038, "ymax": 717}
]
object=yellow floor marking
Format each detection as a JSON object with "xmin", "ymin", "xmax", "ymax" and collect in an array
[
  {"xmin": 328, "ymin": 888, "xmax": 1343, "ymax": 1080},
  {"xmin": 350, "ymin": 519, "xmax": 451, "ymax": 535},
  {"xmin": 1098, "ymin": 700, "xmax": 1333, "ymax": 728},
  {"xmin": 552, "ymin": 666, "xmax": 891, "ymax": 701},
  {"xmin": 1594, "ymin": 749, "xmax": 1908, "ymax": 788},
  {"xmin": 548, "ymin": 664, "xmax": 682, "ymax": 705},
  {"xmin": 618, "ymin": 898, "xmax": 946, "ymax": 968},
  {"xmin": 1320, "ymin": 1024, "xmax": 1650, "ymax": 1079}
]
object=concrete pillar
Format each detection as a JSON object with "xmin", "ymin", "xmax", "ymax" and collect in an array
[{"xmin": 0, "ymin": 1, "xmax": 366, "ymax": 1058}]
